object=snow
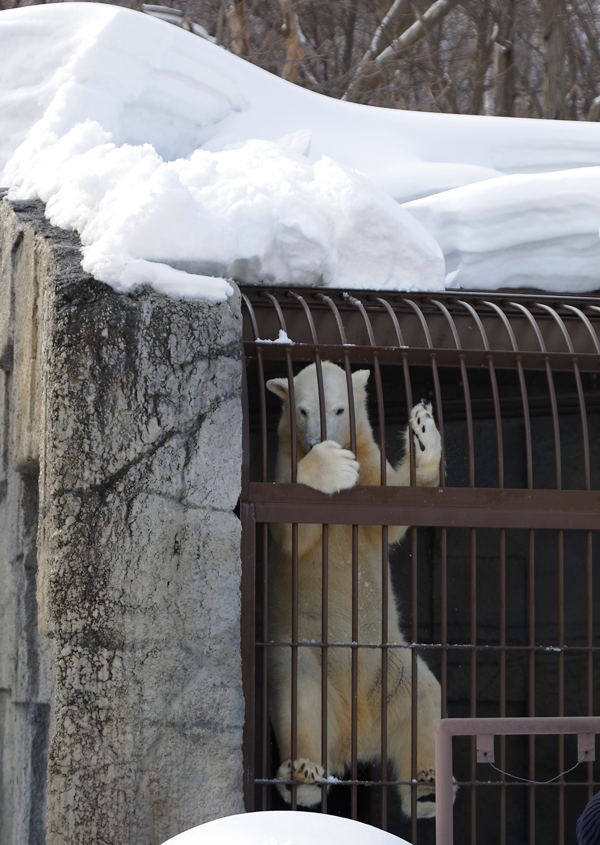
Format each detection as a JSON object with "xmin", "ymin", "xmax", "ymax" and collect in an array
[
  {"xmin": 406, "ymin": 168, "xmax": 600, "ymax": 292},
  {"xmin": 1, "ymin": 2, "xmax": 600, "ymax": 300},
  {"xmin": 161, "ymin": 811, "xmax": 409, "ymax": 845}
]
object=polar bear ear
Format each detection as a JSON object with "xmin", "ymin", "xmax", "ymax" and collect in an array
[
  {"xmin": 351, "ymin": 369, "xmax": 370, "ymax": 391},
  {"xmin": 266, "ymin": 377, "xmax": 289, "ymax": 401}
]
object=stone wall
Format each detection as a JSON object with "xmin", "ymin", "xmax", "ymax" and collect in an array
[{"xmin": 0, "ymin": 195, "xmax": 245, "ymax": 845}]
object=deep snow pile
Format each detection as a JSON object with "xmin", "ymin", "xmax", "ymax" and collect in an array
[
  {"xmin": 162, "ymin": 810, "xmax": 409, "ymax": 845},
  {"xmin": 1, "ymin": 3, "xmax": 600, "ymax": 299}
]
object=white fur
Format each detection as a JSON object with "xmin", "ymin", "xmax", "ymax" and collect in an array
[{"xmin": 266, "ymin": 362, "xmax": 452, "ymax": 818}]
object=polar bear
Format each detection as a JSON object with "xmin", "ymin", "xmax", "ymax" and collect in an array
[{"xmin": 266, "ymin": 361, "xmax": 444, "ymax": 819}]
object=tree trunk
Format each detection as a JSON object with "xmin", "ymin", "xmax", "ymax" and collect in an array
[
  {"xmin": 492, "ymin": 0, "xmax": 515, "ymax": 116},
  {"xmin": 539, "ymin": 0, "xmax": 566, "ymax": 119},
  {"xmin": 228, "ymin": 0, "xmax": 250, "ymax": 56},
  {"xmin": 280, "ymin": 0, "xmax": 307, "ymax": 83},
  {"xmin": 467, "ymin": 1, "xmax": 493, "ymax": 115}
]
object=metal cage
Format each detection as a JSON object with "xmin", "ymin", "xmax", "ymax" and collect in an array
[{"xmin": 239, "ymin": 285, "xmax": 600, "ymax": 845}]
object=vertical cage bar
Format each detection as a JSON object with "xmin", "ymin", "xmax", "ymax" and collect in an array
[
  {"xmin": 381, "ymin": 523, "xmax": 389, "ymax": 830},
  {"xmin": 557, "ymin": 529, "xmax": 565, "ymax": 845},
  {"xmin": 375, "ymin": 298, "xmax": 415, "ymax": 482},
  {"xmin": 432, "ymin": 300, "xmax": 471, "ymax": 484},
  {"xmin": 240, "ymin": 294, "xmax": 268, "ymax": 487},
  {"xmin": 261, "ymin": 522, "xmax": 269, "ymax": 810},
  {"xmin": 573, "ymin": 360, "xmax": 591, "ymax": 491},
  {"xmin": 411, "ymin": 525, "xmax": 418, "ymax": 844},
  {"xmin": 321, "ymin": 522, "xmax": 329, "ymax": 813},
  {"xmin": 470, "ymin": 528, "xmax": 477, "ymax": 845},
  {"xmin": 402, "ymin": 298, "xmax": 445, "ymax": 485},
  {"xmin": 499, "ymin": 527, "xmax": 506, "ymax": 845},
  {"xmin": 587, "ymin": 530, "xmax": 594, "ymax": 802},
  {"xmin": 544, "ymin": 359, "xmax": 562, "ymax": 490},
  {"xmin": 440, "ymin": 527, "xmax": 448, "ymax": 720},
  {"xmin": 290, "ymin": 520, "xmax": 299, "ymax": 811},
  {"xmin": 241, "ymin": 502, "xmax": 256, "ymax": 811},
  {"xmin": 351, "ymin": 522, "xmax": 359, "ymax": 820},
  {"xmin": 458, "ymin": 301, "xmax": 504, "ymax": 488},
  {"xmin": 528, "ymin": 529, "xmax": 536, "ymax": 844},
  {"xmin": 288, "ymin": 294, "xmax": 331, "ymax": 815}
]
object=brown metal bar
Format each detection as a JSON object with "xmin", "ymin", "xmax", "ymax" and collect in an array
[
  {"xmin": 240, "ymin": 502, "xmax": 256, "ymax": 811},
  {"xmin": 403, "ymin": 299, "xmax": 445, "ymax": 485},
  {"xmin": 351, "ymin": 522, "xmax": 359, "ymax": 820},
  {"xmin": 316, "ymin": 295, "xmax": 359, "ymax": 818},
  {"xmin": 287, "ymin": 294, "xmax": 330, "ymax": 813},
  {"xmin": 288, "ymin": 292, "xmax": 328, "ymax": 441},
  {"xmin": 411, "ymin": 525, "xmax": 418, "ymax": 842},
  {"xmin": 374, "ymin": 298, "xmax": 416, "ymax": 486},
  {"xmin": 381, "ymin": 523, "xmax": 388, "ymax": 830},
  {"xmin": 557, "ymin": 529, "xmax": 565, "ymax": 845},
  {"xmin": 536, "ymin": 303, "xmax": 591, "ymax": 490},
  {"xmin": 246, "ymin": 340, "xmax": 600, "ymax": 373},
  {"xmin": 499, "ymin": 527, "xmax": 506, "ymax": 845},
  {"xmin": 574, "ymin": 359, "xmax": 591, "ymax": 491},
  {"xmin": 248, "ymin": 483, "xmax": 600, "ymax": 529},
  {"xmin": 505, "ymin": 303, "xmax": 537, "ymax": 489},
  {"xmin": 261, "ymin": 521, "xmax": 269, "ymax": 810},
  {"xmin": 469, "ymin": 528, "xmax": 477, "ymax": 845},
  {"xmin": 587, "ymin": 530, "xmax": 594, "ymax": 802},
  {"xmin": 459, "ymin": 300, "xmax": 504, "ymax": 489},
  {"xmin": 441, "ymin": 528, "xmax": 448, "ymax": 718},
  {"xmin": 563, "ymin": 304, "xmax": 600, "ymax": 354},
  {"xmin": 262, "ymin": 291, "xmax": 289, "ymax": 335},
  {"xmin": 257, "ymin": 640, "xmax": 600, "ymax": 653},
  {"xmin": 241, "ymin": 293, "xmax": 268, "ymax": 486},
  {"xmin": 321, "ymin": 522, "xmax": 329, "ymax": 813},
  {"xmin": 257, "ymin": 775, "xmax": 599, "ymax": 787},
  {"xmin": 528, "ymin": 529, "xmax": 536, "ymax": 845},
  {"xmin": 291, "ymin": 520, "xmax": 298, "ymax": 810},
  {"xmin": 262, "ymin": 291, "xmax": 298, "ymax": 484},
  {"xmin": 432, "ymin": 299, "xmax": 475, "ymax": 487}
]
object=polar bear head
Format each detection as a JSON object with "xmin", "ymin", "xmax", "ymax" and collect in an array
[{"xmin": 267, "ymin": 361, "xmax": 370, "ymax": 452}]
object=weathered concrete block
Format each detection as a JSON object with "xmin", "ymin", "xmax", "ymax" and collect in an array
[{"xmin": 0, "ymin": 195, "xmax": 245, "ymax": 845}]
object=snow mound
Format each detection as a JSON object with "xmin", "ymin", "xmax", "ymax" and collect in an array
[
  {"xmin": 162, "ymin": 811, "xmax": 409, "ymax": 845},
  {"xmin": 0, "ymin": 2, "xmax": 444, "ymax": 299},
  {"xmin": 2, "ymin": 2, "xmax": 600, "ymax": 298},
  {"xmin": 405, "ymin": 168, "xmax": 600, "ymax": 292},
  {"xmin": 4, "ymin": 119, "xmax": 444, "ymax": 293}
]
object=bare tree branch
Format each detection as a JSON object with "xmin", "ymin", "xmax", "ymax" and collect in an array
[{"xmin": 342, "ymin": 0, "xmax": 460, "ymax": 101}]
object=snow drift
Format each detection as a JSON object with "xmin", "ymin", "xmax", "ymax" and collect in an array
[{"xmin": 1, "ymin": 2, "xmax": 600, "ymax": 299}]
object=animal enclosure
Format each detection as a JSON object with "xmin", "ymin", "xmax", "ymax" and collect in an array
[{"xmin": 239, "ymin": 285, "xmax": 600, "ymax": 845}]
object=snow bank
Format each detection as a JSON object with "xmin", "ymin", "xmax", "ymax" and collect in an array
[
  {"xmin": 405, "ymin": 168, "xmax": 600, "ymax": 292},
  {"xmin": 4, "ymin": 119, "xmax": 444, "ymax": 293},
  {"xmin": 0, "ymin": 2, "xmax": 445, "ymax": 299},
  {"xmin": 1, "ymin": 2, "xmax": 600, "ymax": 298},
  {"xmin": 162, "ymin": 811, "xmax": 409, "ymax": 845}
]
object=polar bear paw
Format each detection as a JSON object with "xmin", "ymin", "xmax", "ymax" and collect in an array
[
  {"xmin": 297, "ymin": 440, "xmax": 360, "ymax": 494},
  {"xmin": 409, "ymin": 400, "xmax": 441, "ymax": 477},
  {"xmin": 276, "ymin": 757, "xmax": 326, "ymax": 807},
  {"xmin": 401, "ymin": 767, "xmax": 458, "ymax": 819}
]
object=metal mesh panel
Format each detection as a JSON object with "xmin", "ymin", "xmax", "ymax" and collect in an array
[{"xmin": 240, "ymin": 286, "xmax": 600, "ymax": 845}]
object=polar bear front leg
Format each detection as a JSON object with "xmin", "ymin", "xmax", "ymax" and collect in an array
[
  {"xmin": 297, "ymin": 440, "xmax": 360, "ymax": 494},
  {"xmin": 410, "ymin": 400, "xmax": 441, "ymax": 487}
]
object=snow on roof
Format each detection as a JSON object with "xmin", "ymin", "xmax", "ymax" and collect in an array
[
  {"xmin": 162, "ymin": 810, "xmax": 409, "ymax": 845},
  {"xmin": 1, "ymin": 2, "xmax": 599, "ymax": 300}
]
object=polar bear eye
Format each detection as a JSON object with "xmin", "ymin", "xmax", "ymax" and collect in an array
[
  {"xmin": 335, "ymin": 408, "xmax": 344, "ymax": 415},
  {"xmin": 299, "ymin": 408, "xmax": 308, "ymax": 417}
]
